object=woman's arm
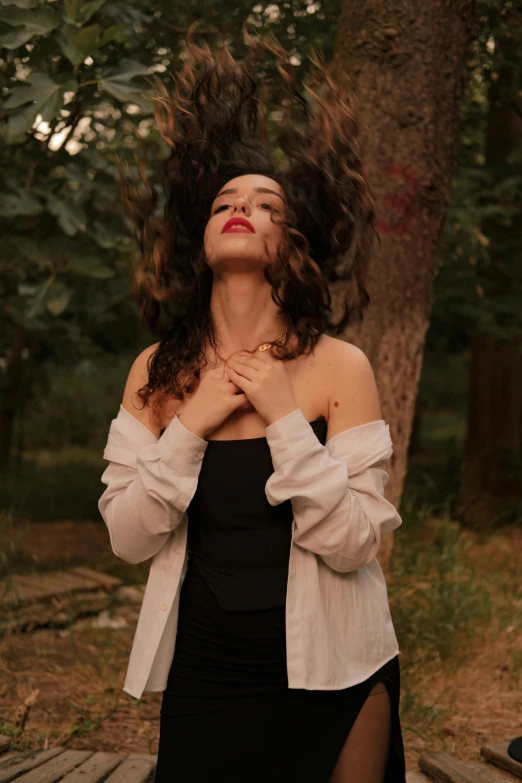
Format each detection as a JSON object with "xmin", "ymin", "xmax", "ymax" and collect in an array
[
  {"xmin": 98, "ymin": 347, "xmax": 208, "ymax": 564},
  {"xmin": 264, "ymin": 410, "xmax": 400, "ymax": 572},
  {"xmin": 264, "ymin": 342, "xmax": 401, "ymax": 572}
]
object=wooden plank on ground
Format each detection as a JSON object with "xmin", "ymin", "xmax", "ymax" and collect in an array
[
  {"xmin": 0, "ymin": 593, "xmax": 113, "ymax": 633},
  {"xmin": 0, "ymin": 748, "xmax": 64, "ymax": 783},
  {"xmin": 13, "ymin": 749, "xmax": 92, "ymax": 782},
  {"xmin": 2, "ymin": 576, "xmax": 40, "ymax": 589},
  {"xmin": 68, "ymin": 567, "xmax": 122, "ymax": 589},
  {"xmin": 419, "ymin": 750, "xmax": 519, "ymax": 782},
  {"xmin": 0, "ymin": 750, "xmax": 157, "ymax": 783},
  {"xmin": 37, "ymin": 571, "xmax": 99, "ymax": 591},
  {"xmin": 2, "ymin": 575, "xmax": 96, "ymax": 607},
  {"xmin": 1, "ymin": 569, "xmax": 122, "ymax": 609},
  {"xmin": 19, "ymin": 571, "xmax": 94, "ymax": 595},
  {"xmin": 0, "ymin": 567, "xmax": 125, "ymax": 632},
  {"xmin": 104, "ymin": 755, "xmax": 157, "ymax": 783},
  {"xmin": 54, "ymin": 751, "xmax": 124, "ymax": 782},
  {"xmin": 0, "ymin": 578, "xmax": 52, "ymax": 603},
  {"xmin": 481, "ymin": 741, "xmax": 522, "ymax": 780}
]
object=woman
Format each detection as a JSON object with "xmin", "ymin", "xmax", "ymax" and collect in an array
[{"xmin": 99, "ymin": 30, "xmax": 407, "ymax": 782}]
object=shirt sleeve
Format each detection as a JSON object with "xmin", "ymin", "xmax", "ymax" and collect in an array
[
  {"xmin": 98, "ymin": 405, "xmax": 208, "ymax": 564},
  {"xmin": 264, "ymin": 407, "xmax": 402, "ymax": 572}
]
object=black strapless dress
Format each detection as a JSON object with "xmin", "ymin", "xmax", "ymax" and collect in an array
[{"xmin": 154, "ymin": 416, "xmax": 406, "ymax": 783}]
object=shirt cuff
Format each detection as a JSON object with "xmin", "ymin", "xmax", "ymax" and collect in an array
[
  {"xmin": 156, "ymin": 413, "xmax": 209, "ymax": 475},
  {"xmin": 265, "ymin": 407, "xmax": 323, "ymax": 470}
]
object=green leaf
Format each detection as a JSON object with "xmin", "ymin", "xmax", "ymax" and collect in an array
[
  {"xmin": 25, "ymin": 278, "xmax": 53, "ymax": 318},
  {"xmin": 4, "ymin": 300, "xmax": 47, "ymax": 331},
  {"xmin": 46, "ymin": 193, "xmax": 87, "ymax": 236},
  {"xmin": 0, "ymin": 188, "xmax": 42, "ymax": 217},
  {"xmin": 17, "ymin": 283, "xmax": 39, "ymax": 297},
  {"xmin": 98, "ymin": 23, "xmax": 125, "ymax": 47},
  {"xmin": 16, "ymin": 237, "xmax": 53, "ymax": 270},
  {"xmin": 99, "ymin": 58, "xmax": 153, "ymax": 110},
  {"xmin": 65, "ymin": 255, "xmax": 114, "ymax": 279},
  {"xmin": 0, "ymin": 27, "xmax": 35, "ymax": 47},
  {"xmin": 57, "ymin": 22, "xmax": 124, "ymax": 67},
  {"xmin": 3, "ymin": 73, "xmax": 76, "ymax": 136},
  {"xmin": 0, "ymin": 0, "xmax": 39, "ymax": 8},
  {"xmin": 6, "ymin": 100, "xmax": 42, "ymax": 136},
  {"xmin": 0, "ymin": 5, "xmax": 59, "ymax": 48},
  {"xmin": 46, "ymin": 281, "xmax": 70, "ymax": 316},
  {"xmin": 91, "ymin": 220, "xmax": 131, "ymax": 251},
  {"xmin": 92, "ymin": 220, "xmax": 117, "ymax": 248},
  {"xmin": 63, "ymin": 0, "xmax": 108, "ymax": 26},
  {"xmin": 58, "ymin": 23, "xmax": 101, "ymax": 67}
]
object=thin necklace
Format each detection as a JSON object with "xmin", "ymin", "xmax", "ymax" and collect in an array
[
  {"xmin": 257, "ymin": 328, "xmax": 288, "ymax": 352},
  {"xmin": 184, "ymin": 329, "xmax": 290, "ymax": 392},
  {"xmin": 214, "ymin": 328, "xmax": 289, "ymax": 364}
]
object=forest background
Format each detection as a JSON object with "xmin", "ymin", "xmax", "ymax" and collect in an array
[{"xmin": 0, "ymin": 0, "xmax": 521, "ymax": 769}]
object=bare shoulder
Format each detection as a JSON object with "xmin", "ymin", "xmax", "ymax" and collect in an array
[
  {"xmin": 320, "ymin": 334, "xmax": 373, "ymax": 371},
  {"xmin": 121, "ymin": 342, "xmax": 162, "ymax": 437},
  {"xmin": 320, "ymin": 336, "xmax": 383, "ymax": 432}
]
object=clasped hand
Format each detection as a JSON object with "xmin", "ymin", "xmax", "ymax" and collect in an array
[{"xmin": 225, "ymin": 349, "xmax": 298, "ymax": 426}]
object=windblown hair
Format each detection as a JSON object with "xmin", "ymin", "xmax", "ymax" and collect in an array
[{"xmin": 119, "ymin": 28, "xmax": 375, "ymax": 417}]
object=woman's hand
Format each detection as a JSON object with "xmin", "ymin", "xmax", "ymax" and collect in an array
[{"xmin": 225, "ymin": 349, "xmax": 298, "ymax": 426}]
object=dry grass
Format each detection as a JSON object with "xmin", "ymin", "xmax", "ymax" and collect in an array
[{"xmin": 0, "ymin": 608, "xmax": 163, "ymax": 755}]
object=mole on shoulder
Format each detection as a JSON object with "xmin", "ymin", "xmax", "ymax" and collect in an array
[{"xmin": 333, "ymin": 400, "xmax": 339, "ymax": 408}]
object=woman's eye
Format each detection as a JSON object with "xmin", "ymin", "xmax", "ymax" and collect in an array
[{"xmin": 212, "ymin": 201, "xmax": 278, "ymax": 215}]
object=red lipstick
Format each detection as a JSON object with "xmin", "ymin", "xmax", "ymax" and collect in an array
[{"xmin": 221, "ymin": 216, "xmax": 255, "ymax": 234}]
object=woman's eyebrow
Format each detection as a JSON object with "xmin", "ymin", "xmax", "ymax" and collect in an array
[{"xmin": 214, "ymin": 186, "xmax": 284, "ymax": 200}]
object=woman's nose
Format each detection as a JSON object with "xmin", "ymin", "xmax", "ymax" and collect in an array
[{"xmin": 233, "ymin": 197, "xmax": 252, "ymax": 215}]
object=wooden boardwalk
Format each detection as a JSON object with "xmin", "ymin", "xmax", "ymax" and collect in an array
[
  {"xmin": 0, "ymin": 738, "xmax": 520, "ymax": 782},
  {"xmin": 0, "ymin": 747, "xmax": 157, "ymax": 783},
  {"xmin": 0, "ymin": 567, "xmax": 123, "ymax": 633},
  {"xmin": 410, "ymin": 739, "xmax": 522, "ymax": 782}
]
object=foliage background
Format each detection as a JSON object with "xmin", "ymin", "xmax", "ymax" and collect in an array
[{"xmin": 1, "ymin": 0, "xmax": 521, "ymax": 526}]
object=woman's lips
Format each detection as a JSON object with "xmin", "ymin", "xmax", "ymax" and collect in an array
[{"xmin": 222, "ymin": 217, "xmax": 255, "ymax": 233}]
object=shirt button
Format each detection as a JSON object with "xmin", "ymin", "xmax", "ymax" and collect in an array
[
  {"xmin": 197, "ymin": 451, "xmax": 204, "ymax": 459},
  {"xmin": 160, "ymin": 603, "xmax": 168, "ymax": 611}
]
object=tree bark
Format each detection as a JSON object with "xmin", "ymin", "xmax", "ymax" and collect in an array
[
  {"xmin": 331, "ymin": 0, "xmax": 476, "ymax": 571},
  {"xmin": 461, "ymin": 334, "xmax": 522, "ymax": 529},
  {"xmin": 460, "ymin": 59, "xmax": 522, "ymax": 530}
]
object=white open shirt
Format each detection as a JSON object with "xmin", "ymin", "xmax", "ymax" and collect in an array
[{"xmin": 98, "ymin": 405, "xmax": 402, "ymax": 699}]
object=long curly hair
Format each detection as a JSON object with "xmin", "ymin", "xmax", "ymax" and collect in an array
[{"xmin": 119, "ymin": 28, "xmax": 375, "ymax": 418}]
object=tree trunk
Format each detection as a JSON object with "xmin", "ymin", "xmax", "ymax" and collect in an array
[
  {"xmin": 332, "ymin": 0, "xmax": 476, "ymax": 572},
  {"xmin": 460, "ymin": 58, "xmax": 522, "ymax": 531},
  {"xmin": 461, "ymin": 334, "xmax": 522, "ymax": 530},
  {"xmin": 0, "ymin": 325, "xmax": 28, "ymax": 471}
]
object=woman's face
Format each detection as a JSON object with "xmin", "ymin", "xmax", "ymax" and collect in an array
[{"xmin": 204, "ymin": 173, "xmax": 287, "ymax": 272}]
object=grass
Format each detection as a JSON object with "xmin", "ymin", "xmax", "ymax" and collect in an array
[
  {"xmin": 0, "ymin": 505, "xmax": 34, "ymax": 581},
  {"xmin": 0, "ymin": 448, "xmax": 105, "ymax": 522},
  {"xmin": 391, "ymin": 501, "xmax": 493, "ymax": 669}
]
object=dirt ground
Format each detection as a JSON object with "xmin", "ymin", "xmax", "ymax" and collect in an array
[{"xmin": 0, "ymin": 521, "xmax": 521, "ymax": 777}]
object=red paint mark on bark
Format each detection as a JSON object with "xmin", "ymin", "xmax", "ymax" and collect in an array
[{"xmin": 374, "ymin": 163, "xmax": 419, "ymax": 237}]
